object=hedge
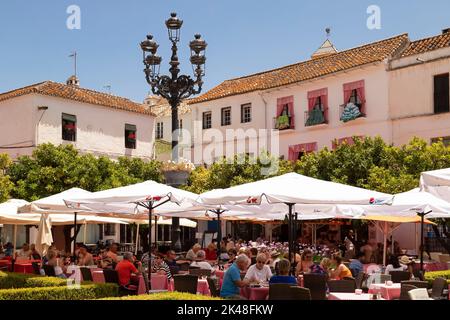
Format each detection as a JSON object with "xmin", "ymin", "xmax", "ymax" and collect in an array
[
  {"xmin": 424, "ymin": 270, "xmax": 450, "ymax": 285},
  {"xmin": 0, "ymin": 283, "xmax": 118, "ymax": 300},
  {"xmin": 101, "ymin": 292, "xmax": 222, "ymax": 300},
  {"xmin": 0, "ymin": 271, "xmax": 67, "ymax": 289}
]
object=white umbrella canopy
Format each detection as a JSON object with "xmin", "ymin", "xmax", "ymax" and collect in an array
[
  {"xmin": 197, "ymin": 172, "xmax": 391, "ymax": 206},
  {"xmin": 420, "ymin": 168, "xmax": 450, "ymax": 204},
  {"xmin": 35, "ymin": 214, "xmax": 53, "ymax": 256},
  {"xmin": 18, "ymin": 188, "xmax": 94, "ymax": 215},
  {"xmin": 127, "ymin": 216, "xmax": 197, "ymax": 228},
  {"xmin": 63, "ymin": 180, "xmax": 203, "ymax": 216},
  {"xmin": 344, "ymin": 188, "xmax": 450, "ymax": 219}
]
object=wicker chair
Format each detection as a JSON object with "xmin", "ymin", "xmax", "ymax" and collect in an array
[
  {"xmin": 43, "ymin": 265, "xmax": 56, "ymax": 277},
  {"xmin": 401, "ymin": 280, "xmax": 428, "ymax": 289},
  {"xmin": 327, "ymin": 280, "xmax": 356, "ymax": 293},
  {"xmin": 399, "ymin": 284, "xmax": 418, "ymax": 300},
  {"xmin": 179, "ymin": 262, "xmax": 190, "ymax": 271},
  {"xmin": 289, "ymin": 286, "xmax": 311, "ymax": 300},
  {"xmin": 189, "ymin": 268, "xmax": 212, "ymax": 278},
  {"xmin": 303, "ymin": 273, "xmax": 327, "ymax": 300},
  {"xmin": 355, "ymin": 272, "xmax": 367, "ymax": 290},
  {"xmin": 103, "ymin": 269, "xmax": 137, "ymax": 296},
  {"xmin": 390, "ymin": 271, "xmax": 411, "ymax": 283},
  {"xmin": 429, "ymin": 277, "xmax": 448, "ymax": 300},
  {"xmin": 80, "ymin": 267, "xmax": 93, "ymax": 282},
  {"xmin": 173, "ymin": 275, "xmax": 199, "ymax": 294},
  {"xmin": 269, "ymin": 283, "xmax": 294, "ymax": 300},
  {"xmin": 207, "ymin": 277, "xmax": 220, "ymax": 297}
]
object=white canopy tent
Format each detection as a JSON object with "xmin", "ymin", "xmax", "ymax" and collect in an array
[{"xmin": 420, "ymin": 167, "xmax": 450, "ymax": 202}]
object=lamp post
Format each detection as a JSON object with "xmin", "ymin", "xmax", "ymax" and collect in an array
[{"xmin": 141, "ymin": 13, "xmax": 207, "ymax": 252}]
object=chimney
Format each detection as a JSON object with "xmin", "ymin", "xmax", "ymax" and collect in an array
[
  {"xmin": 443, "ymin": 28, "xmax": 450, "ymax": 34},
  {"xmin": 66, "ymin": 75, "xmax": 80, "ymax": 87}
]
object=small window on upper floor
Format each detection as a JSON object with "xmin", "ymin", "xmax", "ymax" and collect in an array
[
  {"xmin": 221, "ymin": 107, "xmax": 231, "ymax": 126},
  {"xmin": 203, "ymin": 111, "xmax": 212, "ymax": 129},
  {"xmin": 434, "ymin": 73, "xmax": 449, "ymax": 114},
  {"xmin": 62, "ymin": 113, "xmax": 76, "ymax": 142},
  {"xmin": 156, "ymin": 122, "xmax": 164, "ymax": 139},
  {"xmin": 241, "ymin": 103, "xmax": 252, "ymax": 123},
  {"xmin": 125, "ymin": 124, "xmax": 136, "ymax": 149}
]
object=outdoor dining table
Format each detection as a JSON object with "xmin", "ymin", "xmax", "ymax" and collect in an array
[
  {"xmin": 368, "ymin": 283, "xmax": 401, "ymax": 300},
  {"xmin": 241, "ymin": 285, "xmax": 269, "ymax": 300},
  {"xmin": 328, "ymin": 292, "xmax": 385, "ymax": 300},
  {"xmin": 8, "ymin": 259, "xmax": 41, "ymax": 274},
  {"xmin": 151, "ymin": 273, "xmax": 170, "ymax": 290}
]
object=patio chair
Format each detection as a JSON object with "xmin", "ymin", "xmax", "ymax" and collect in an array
[
  {"xmin": 80, "ymin": 267, "xmax": 93, "ymax": 282},
  {"xmin": 289, "ymin": 286, "xmax": 311, "ymax": 300},
  {"xmin": 429, "ymin": 277, "xmax": 448, "ymax": 300},
  {"xmin": 189, "ymin": 268, "xmax": 211, "ymax": 278},
  {"xmin": 179, "ymin": 262, "xmax": 190, "ymax": 272},
  {"xmin": 173, "ymin": 275, "xmax": 198, "ymax": 294},
  {"xmin": 399, "ymin": 284, "xmax": 417, "ymax": 300},
  {"xmin": 43, "ymin": 265, "xmax": 56, "ymax": 277},
  {"xmin": 206, "ymin": 277, "xmax": 220, "ymax": 297},
  {"xmin": 103, "ymin": 269, "xmax": 137, "ymax": 296},
  {"xmin": 169, "ymin": 265, "xmax": 180, "ymax": 276},
  {"xmin": 408, "ymin": 288, "xmax": 433, "ymax": 300},
  {"xmin": 327, "ymin": 280, "xmax": 356, "ymax": 293},
  {"xmin": 390, "ymin": 271, "xmax": 411, "ymax": 283},
  {"xmin": 32, "ymin": 262, "xmax": 41, "ymax": 275},
  {"xmin": 303, "ymin": 273, "xmax": 327, "ymax": 300},
  {"xmin": 355, "ymin": 272, "xmax": 367, "ymax": 290},
  {"xmin": 401, "ymin": 280, "xmax": 428, "ymax": 289},
  {"xmin": 269, "ymin": 283, "xmax": 295, "ymax": 300},
  {"xmin": 412, "ymin": 269, "xmax": 425, "ymax": 281}
]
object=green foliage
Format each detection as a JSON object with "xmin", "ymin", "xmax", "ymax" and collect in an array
[
  {"xmin": 101, "ymin": 291, "xmax": 222, "ymax": 300},
  {"xmin": 0, "ymin": 283, "xmax": 118, "ymax": 300},
  {"xmin": 0, "ymin": 271, "xmax": 68, "ymax": 289},
  {"xmin": 185, "ymin": 153, "xmax": 293, "ymax": 193},
  {"xmin": 0, "ymin": 153, "xmax": 13, "ymax": 202},
  {"xmin": 7, "ymin": 143, "xmax": 162, "ymax": 201},
  {"xmin": 424, "ymin": 270, "xmax": 450, "ymax": 285}
]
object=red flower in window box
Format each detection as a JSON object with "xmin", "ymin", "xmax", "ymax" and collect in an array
[
  {"xmin": 128, "ymin": 132, "xmax": 136, "ymax": 140},
  {"xmin": 64, "ymin": 123, "xmax": 76, "ymax": 130}
]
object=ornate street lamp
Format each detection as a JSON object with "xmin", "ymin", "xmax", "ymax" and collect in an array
[{"xmin": 141, "ymin": 12, "xmax": 207, "ymax": 252}]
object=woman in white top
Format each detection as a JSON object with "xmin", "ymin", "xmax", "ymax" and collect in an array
[
  {"xmin": 384, "ymin": 255, "xmax": 408, "ymax": 274},
  {"xmin": 244, "ymin": 254, "xmax": 273, "ymax": 283},
  {"xmin": 190, "ymin": 250, "xmax": 214, "ymax": 272},
  {"xmin": 15, "ymin": 243, "xmax": 32, "ymax": 261}
]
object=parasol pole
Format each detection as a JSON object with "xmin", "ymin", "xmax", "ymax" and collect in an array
[{"xmin": 135, "ymin": 223, "xmax": 140, "ymax": 255}]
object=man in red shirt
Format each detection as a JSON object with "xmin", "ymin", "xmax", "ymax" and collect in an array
[{"xmin": 115, "ymin": 252, "xmax": 141, "ymax": 286}]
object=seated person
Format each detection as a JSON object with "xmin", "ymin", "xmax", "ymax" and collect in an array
[
  {"xmin": 165, "ymin": 250, "xmax": 178, "ymax": 267},
  {"xmin": 151, "ymin": 253, "xmax": 172, "ymax": 279},
  {"xmin": 30, "ymin": 244, "xmax": 41, "ymax": 260},
  {"xmin": 244, "ymin": 253, "xmax": 272, "ymax": 283},
  {"xmin": 190, "ymin": 250, "xmax": 214, "ymax": 272},
  {"xmin": 186, "ymin": 244, "xmax": 201, "ymax": 261},
  {"xmin": 269, "ymin": 258, "xmax": 297, "ymax": 285},
  {"xmin": 46, "ymin": 250, "xmax": 67, "ymax": 279},
  {"xmin": 295, "ymin": 249, "xmax": 314, "ymax": 276},
  {"xmin": 310, "ymin": 257, "xmax": 331, "ymax": 277},
  {"xmin": 205, "ymin": 242, "xmax": 218, "ymax": 261},
  {"xmin": 329, "ymin": 254, "xmax": 352, "ymax": 280},
  {"xmin": 115, "ymin": 252, "xmax": 141, "ymax": 287},
  {"xmin": 220, "ymin": 254, "xmax": 250, "ymax": 299},
  {"xmin": 77, "ymin": 245, "xmax": 95, "ymax": 266},
  {"xmin": 97, "ymin": 249, "xmax": 114, "ymax": 269},
  {"xmin": 15, "ymin": 243, "xmax": 32, "ymax": 261},
  {"xmin": 226, "ymin": 249, "xmax": 237, "ymax": 265},
  {"xmin": 106, "ymin": 243, "xmax": 119, "ymax": 264},
  {"xmin": 349, "ymin": 251, "xmax": 365, "ymax": 277},
  {"xmin": 384, "ymin": 255, "xmax": 408, "ymax": 274}
]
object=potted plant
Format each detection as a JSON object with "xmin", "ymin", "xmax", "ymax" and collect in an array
[{"xmin": 161, "ymin": 158, "xmax": 195, "ymax": 187}]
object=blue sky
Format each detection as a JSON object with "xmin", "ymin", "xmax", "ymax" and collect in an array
[{"xmin": 0, "ymin": 0, "xmax": 449, "ymax": 102}]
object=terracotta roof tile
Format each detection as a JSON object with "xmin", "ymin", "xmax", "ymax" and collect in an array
[
  {"xmin": 189, "ymin": 34, "xmax": 409, "ymax": 104},
  {"xmin": 0, "ymin": 81, "xmax": 155, "ymax": 116},
  {"xmin": 401, "ymin": 32, "xmax": 450, "ymax": 57}
]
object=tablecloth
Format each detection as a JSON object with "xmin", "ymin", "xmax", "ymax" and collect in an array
[
  {"xmin": 368, "ymin": 283, "xmax": 401, "ymax": 300},
  {"xmin": 240, "ymin": 286, "xmax": 269, "ymax": 300}
]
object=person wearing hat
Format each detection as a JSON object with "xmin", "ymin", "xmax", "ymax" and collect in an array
[{"xmin": 384, "ymin": 255, "xmax": 408, "ymax": 275}]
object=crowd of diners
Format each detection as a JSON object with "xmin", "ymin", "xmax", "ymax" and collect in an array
[{"xmin": 0, "ymin": 231, "xmax": 426, "ymax": 297}]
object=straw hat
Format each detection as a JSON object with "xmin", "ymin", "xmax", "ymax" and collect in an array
[{"xmin": 399, "ymin": 255, "xmax": 412, "ymax": 265}]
